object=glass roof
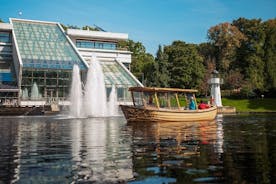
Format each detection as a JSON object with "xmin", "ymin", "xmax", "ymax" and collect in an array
[
  {"xmin": 12, "ymin": 20, "xmax": 87, "ymax": 70},
  {"xmin": 101, "ymin": 61, "xmax": 138, "ymax": 87}
]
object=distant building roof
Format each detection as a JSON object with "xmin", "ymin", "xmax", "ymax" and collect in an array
[
  {"xmin": 11, "ymin": 19, "xmax": 88, "ymax": 70},
  {"xmin": 67, "ymin": 29, "xmax": 128, "ymax": 41},
  {"xmin": 0, "ymin": 22, "xmax": 13, "ymax": 31}
]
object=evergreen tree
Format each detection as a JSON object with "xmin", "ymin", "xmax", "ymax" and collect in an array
[
  {"xmin": 154, "ymin": 45, "xmax": 169, "ymax": 87},
  {"xmin": 233, "ymin": 18, "xmax": 266, "ymax": 92},
  {"xmin": 118, "ymin": 40, "xmax": 155, "ymax": 85},
  {"xmin": 263, "ymin": 19, "xmax": 276, "ymax": 91},
  {"xmin": 164, "ymin": 41, "xmax": 205, "ymax": 89},
  {"xmin": 207, "ymin": 22, "xmax": 246, "ymax": 74}
]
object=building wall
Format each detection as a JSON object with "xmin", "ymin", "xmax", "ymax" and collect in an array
[
  {"xmin": 1, "ymin": 19, "xmax": 141, "ymax": 106},
  {"xmin": 0, "ymin": 27, "xmax": 16, "ymax": 86}
]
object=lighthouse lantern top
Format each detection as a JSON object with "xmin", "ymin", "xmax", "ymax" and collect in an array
[{"xmin": 211, "ymin": 70, "xmax": 219, "ymax": 78}]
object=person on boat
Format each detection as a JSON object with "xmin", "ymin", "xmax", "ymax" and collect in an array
[
  {"xmin": 189, "ymin": 97, "xmax": 196, "ymax": 110},
  {"xmin": 198, "ymin": 100, "xmax": 210, "ymax": 109}
]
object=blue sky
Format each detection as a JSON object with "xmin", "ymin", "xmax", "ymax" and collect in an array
[{"xmin": 1, "ymin": 0, "xmax": 275, "ymax": 55}]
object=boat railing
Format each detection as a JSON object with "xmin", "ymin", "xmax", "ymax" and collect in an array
[{"xmin": 129, "ymin": 87, "xmax": 210, "ymax": 111}]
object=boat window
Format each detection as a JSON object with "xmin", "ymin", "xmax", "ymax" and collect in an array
[
  {"xmin": 132, "ymin": 91, "xmax": 158, "ymax": 107},
  {"xmin": 178, "ymin": 93, "xmax": 188, "ymax": 109},
  {"xmin": 133, "ymin": 91, "xmax": 143, "ymax": 106},
  {"xmin": 158, "ymin": 92, "xmax": 170, "ymax": 108},
  {"xmin": 169, "ymin": 93, "xmax": 180, "ymax": 109},
  {"xmin": 143, "ymin": 92, "xmax": 156, "ymax": 107}
]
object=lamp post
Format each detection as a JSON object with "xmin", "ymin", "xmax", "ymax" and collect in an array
[{"xmin": 208, "ymin": 70, "xmax": 223, "ymax": 107}]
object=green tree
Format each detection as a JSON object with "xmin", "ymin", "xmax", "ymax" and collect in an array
[
  {"xmin": 207, "ymin": 22, "xmax": 246, "ymax": 73},
  {"xmin": 263, "ymin": 19, "xmax": 276, "ymax": 91},
  {"xmin": 141, "ymin": 53, "xmax": 155, "ymax": 86},
  {"xmin": 233, "ymin": 18, "xmax": 266, "ymax": 92},
  {"xmin": 164, "ymin": 41, "xmax": 205, "ymax": 89},
  {"xmin": 154, "ymin": 45, "xmax": 169, "ymax": 87},
  {"xmin": 118, "ymin": 40, "xmax": 155, "ymax": 85},
  {"xmin": 197, "ymin": 43, "xmax": 217, "ymax": 95},
  {"xmin": 82, "ymin": 25, "xmax": 98, "ymax": 31}
]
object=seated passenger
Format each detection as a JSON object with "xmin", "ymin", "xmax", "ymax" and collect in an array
[
  {"xmin": 189, "ymin": 97, "xmax": 196, "ymax": 110},
  {"xmin": 198, "ymin": 100, "xmax": 210, "ymax": 109}
]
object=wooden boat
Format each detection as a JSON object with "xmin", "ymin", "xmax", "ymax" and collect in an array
[{"xmin": 120, "ymin": 87, "xmax": 217, "ymax": 122}]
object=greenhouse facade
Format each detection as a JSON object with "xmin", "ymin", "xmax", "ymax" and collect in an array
[{"xmin": 0, "ymin": 18, "xmax": 142, "ymax": 107}]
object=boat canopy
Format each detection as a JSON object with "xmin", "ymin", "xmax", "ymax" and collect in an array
[
  {"xmin": 129, "ymin": 87, "xmax": 198, "ymax": 93},
  {"xmin": 129, "ymin": 87, "xmax": 198, "ymax": 110}
]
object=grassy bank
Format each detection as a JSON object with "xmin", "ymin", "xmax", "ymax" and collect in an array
[{"xmin": 221, "ymin": 98, "xmax": 276, "ymax": 113}]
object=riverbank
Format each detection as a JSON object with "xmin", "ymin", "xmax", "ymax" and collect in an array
[{"xmin": 222, "ymin": 98, "xmax": 276, "ymax": 113}]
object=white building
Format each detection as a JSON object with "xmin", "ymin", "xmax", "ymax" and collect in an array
[{"xmin": 0, "ymin": 18, "xmax": 142, "ymax": 107}]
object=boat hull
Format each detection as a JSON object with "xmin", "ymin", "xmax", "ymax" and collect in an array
[{"xmin": 120, "ymin": 105, "xmax": 217, "ymax": 122}]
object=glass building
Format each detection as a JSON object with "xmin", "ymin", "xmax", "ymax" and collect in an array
[{"xmin": 0, "ymin": 18, "xmax": 141, "ymax": 107}]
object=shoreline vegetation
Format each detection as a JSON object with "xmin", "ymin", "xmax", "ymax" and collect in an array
[{"xmin": 221, "ymin": 98, "xmax": 276, "ymax": 113}]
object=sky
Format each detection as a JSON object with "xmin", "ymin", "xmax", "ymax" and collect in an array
[{"xmin": 1, "ymin": 0, "xmax": 275, "ymax": 55}]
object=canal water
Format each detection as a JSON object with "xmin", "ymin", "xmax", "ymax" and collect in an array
[{"xmin": 0, "ymin": 114, "xmax": 275, "ymax": 183}]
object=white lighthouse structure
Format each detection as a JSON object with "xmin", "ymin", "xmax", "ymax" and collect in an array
[{"xmin": 208, "ymin": 70, "xmax": 223, "ymax": 107}]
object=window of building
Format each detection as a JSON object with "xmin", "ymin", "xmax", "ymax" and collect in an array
[
  {"xmin": 76, "ymin": 40, "xmax": 117, "ymax": 50},
  {"xmin": 0, "ymin": 32, "xmax": 11, "ymax": 43}
]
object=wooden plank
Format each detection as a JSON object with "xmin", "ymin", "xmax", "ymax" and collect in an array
[{"xmin": 129, "ymin": 87, "xmax": 198, "ymax": 93}]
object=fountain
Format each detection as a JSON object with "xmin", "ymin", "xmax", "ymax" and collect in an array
[
  {"xmin": 31, "ymin": 82, "xmax": 40, "ymax": 100},
  {"xmin": 108, "ymin": 85, "xmax": 119, "ymax": 116},
  {"xmin": 22, "ymin": 88, "xmax": 29, "ymax": 100},
  {"xmin": 69, "ymin": 56, "xmax": 120, "ymax": 117},
  {"xmin": 83, "ymin": 55, "xmax": 108, "ymax": 117},
  {"xmin": 69, "ymin": 65, "xmax": 83, "ymax": 118}
]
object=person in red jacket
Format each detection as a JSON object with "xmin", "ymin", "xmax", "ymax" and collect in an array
[{"xmin": 198, "ymin": 100, "xmax": 210, "ymax": 109}]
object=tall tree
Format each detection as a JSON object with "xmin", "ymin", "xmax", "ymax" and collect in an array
[
  {"xmin": 263, "ymin": 19, "xmax": 276, "ymax": 91},
  {"xmin": 197, "ymin": 43, "xmax": 217, "ymax": 95},
  {"xmin": 118, "ymin": 40, "xmax": 155, "ymax": 85},
  {"xmin": 154, "ymin": 45, "xmax": 169, "ymax": 87},
  {"xmin": 207, "ymin": 22, "xmax": 246, "ymax": 74},
  {"xmin": 233, "ymin": 18, "xmax": 266, "ymax": 91},
  {"xmin": 164, "ymin": 41, "xmax": 205, "ymax": 89}
]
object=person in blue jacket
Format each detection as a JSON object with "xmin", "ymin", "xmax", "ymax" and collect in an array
[{"xmin": 189, "ymin": 96, "xmax": 196, "ymax": 110}]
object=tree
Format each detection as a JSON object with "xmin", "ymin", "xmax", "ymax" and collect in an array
[
  {"xmin": 154, "ymin": 45, "xmax": 169, "ymax": 87},
  {"xmin": 207, "ymin": 22, "xmax": 246, "ymax": 73},
  {"xmin": 164, "ymin": 41, "xmax": 205, "ymax": 89},
  {"xmin": 224, "ymin": 69, "xmax": 244, "ymax": 90},
  {"xmin": 141, "ymin": 53, "xmax": 155, "ymax": 86},
  {"xmin": 118, "ymin": 40, "xmax": 155, "ymax": 85},
  {"xmin": 60, "ymin": 24, "xmax": 80, "ymax": 31},
  {"xmin": 197, "ymin": 43, "xmax": 216, "ymax": 95},
  {"xmin": 82, "ymin": 25, "xmax": 98, "ymax": 31},
  {"xmin": 263, "ymin": 19, "xmax": 276, "ymax": 91},
  {"xmin": 233, "ymin": 18, "xmax": 266, "ymax": 92}
]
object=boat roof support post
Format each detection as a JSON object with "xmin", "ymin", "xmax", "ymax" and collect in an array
[
  {"xmin": 142, "ymin": 92, "xmax": 147, "ymax": 107},
  {"xmin": 154, "ymin": 92, "xmax": 160, "ymax": 109},
  {"xmin": 131, "ymin": 91, "xmax": 136, "ymax": 107},
  {"xmin": 167, "ymin": 93, "xmax": 171, "ymax": 109},
  {"xmin": 185, "ymin": 94, "xmax": 188, "ymax": 108},
  {"xmin": 175, "ymin": 93, "xmax": 181, "ymax": 110}
]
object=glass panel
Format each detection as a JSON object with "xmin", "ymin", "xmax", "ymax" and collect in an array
[
  {"xmin": 76, "ymin": 40, "xmax": 117, "ymax": 50},
  {"xmin": 12, "ymin": 20, "xmax": 87, "ymax": 70},
  {"xmin": 0, "ymin": 32, "xmax": 11, "ymax": 43},
  {"xmin": 21, "ymin": 69, "xmax": 72, "ymax": 98}
]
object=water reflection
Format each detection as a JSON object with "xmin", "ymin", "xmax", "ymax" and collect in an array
[
  {"xmin": 127, "ymin": 119, "xmax": 224, "ymax": 183},
  {"xmin": 0, "ymin": 116, "xmax": 133, "ymax": 183},
  {"xmin": 0, "ymin": 114, "xmax": 275, "ymax": 183}
]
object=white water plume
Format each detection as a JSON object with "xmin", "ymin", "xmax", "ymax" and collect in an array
[{"xmin": 69, "ymin": 65, "xmax": 83, "ymax": 118}]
